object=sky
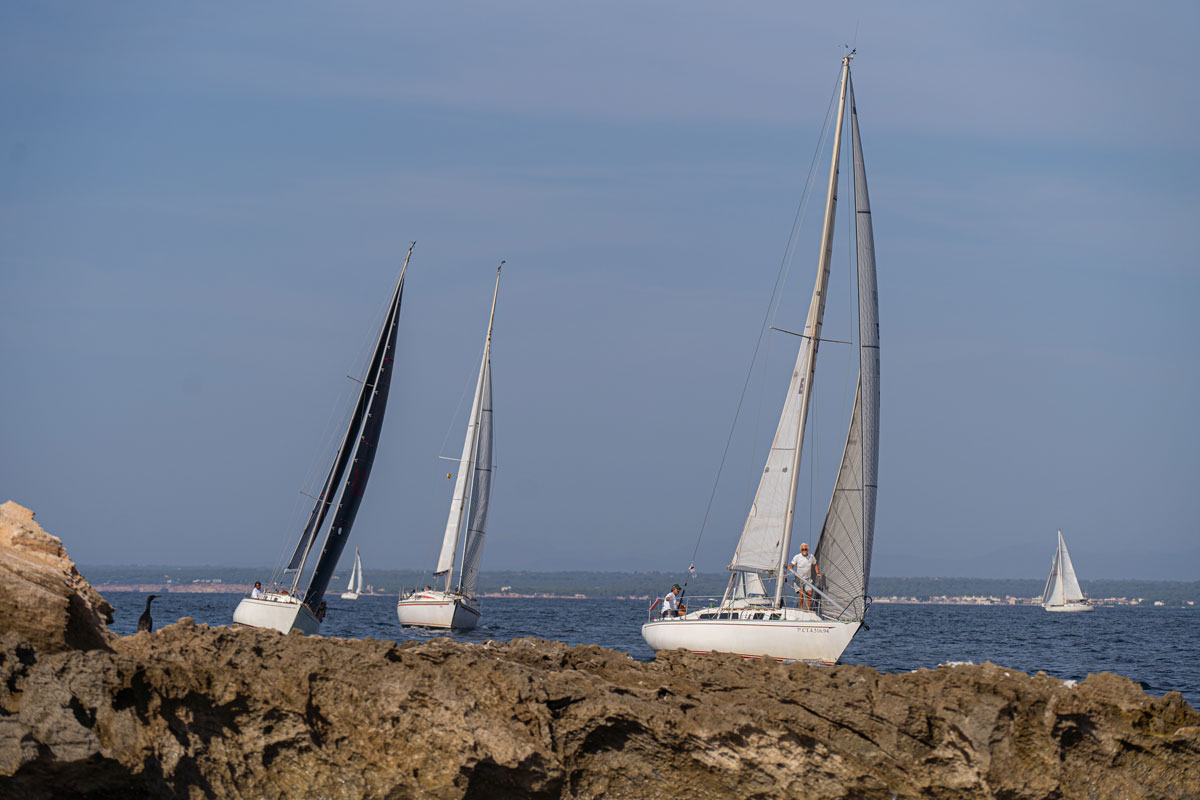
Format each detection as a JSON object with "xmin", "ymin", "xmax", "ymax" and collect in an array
[{"xmin": 2, "ymin": 2, "xmax": 1197, "ymax": 581}]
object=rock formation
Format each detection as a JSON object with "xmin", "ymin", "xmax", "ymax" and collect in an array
[
  {"xmin": 0, "ymin": 503, "xmax": 1198, "ymax": 799},
  {"xmin": 0, "ymin": 501, "xmax": 114, "ymax": 653}
]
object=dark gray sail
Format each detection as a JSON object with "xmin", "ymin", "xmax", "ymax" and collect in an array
[{"xmin": 301, "ymin": 257, "xmax": 408, "ymax": 608}]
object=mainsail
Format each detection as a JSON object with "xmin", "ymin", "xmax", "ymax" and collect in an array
[{"xmin": 814, "ymin": 73, "xmax": 880, "ymax": 622}]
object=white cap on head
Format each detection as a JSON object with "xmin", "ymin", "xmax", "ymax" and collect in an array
[{"xmin": 800, "ymin": 542, "xmax": 809, "ymax": 548}]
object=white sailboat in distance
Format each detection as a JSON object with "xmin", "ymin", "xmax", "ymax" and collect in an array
[
  {"xmin": 1042, "ymin": 530, "xmax": 1095, "ymax": 612},
  {"xmin": 397, "ymin": 264, "xmax": 501, "ymax": 630},
  {"xmin": 340, "ymin": 548, "xmax": 364, "ymax": 600},
  {"xmin": 233, "ymin": 243, "xmax": 414, "ymax": 634},
  {"xmin": 642, "ymin": 53, "xmax": 879, "ymax": 664}
]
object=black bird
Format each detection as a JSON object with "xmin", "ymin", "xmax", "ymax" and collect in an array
[{"xmin": 138, "ymin": 595, "xmax": 160, "ymax": 633}]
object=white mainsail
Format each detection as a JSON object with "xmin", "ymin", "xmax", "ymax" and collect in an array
[{"xmin": 813, "ymin": 73, "xmax": 880, "ymax": 622}]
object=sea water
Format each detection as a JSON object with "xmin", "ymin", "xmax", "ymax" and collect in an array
[{"xmin": 103, "ymin": 592, "xmax": 1199, "ymax": 705}]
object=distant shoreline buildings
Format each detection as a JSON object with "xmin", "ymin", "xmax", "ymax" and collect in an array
[{"xmin": 91, "ymin": 583, "xmax": 1195, "ymax": 607}]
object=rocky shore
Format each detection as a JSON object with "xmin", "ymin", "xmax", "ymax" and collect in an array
[{"xmin": 2, "ymin": 501, "xmax": 1199, "ymax": 799}]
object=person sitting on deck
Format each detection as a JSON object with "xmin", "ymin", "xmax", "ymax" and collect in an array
[
  {"xmin": 662, "ymin": 584, "xmax": 682, "ymax": 618},
  {"xmin": 250, "ymin": 581, "xmax": 264, "ymax": 599}
]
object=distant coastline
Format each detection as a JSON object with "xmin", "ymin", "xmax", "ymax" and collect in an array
[
  {"xmin": 81, "ymin": 566, "xmax": 1200, "ymax": 607},
  {"xmin": 92, "ymin": 581, "xmax": 1197, "ymax": 608}
]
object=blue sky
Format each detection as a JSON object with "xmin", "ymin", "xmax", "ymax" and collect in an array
[{"xmin": 2, "ymin": 2, "xmax": 1197, "ymax": 580}]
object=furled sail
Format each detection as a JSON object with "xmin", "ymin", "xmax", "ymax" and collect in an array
[
  {"xmin": 814, "ymin": 74, "xmax": 880, "ymax": 622},
  {"xmin": 457, "ymin": 360, "xmax": 493, "ymax": 598}
]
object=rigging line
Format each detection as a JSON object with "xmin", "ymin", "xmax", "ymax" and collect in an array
[
  {"xmin": 769, "ymin": 69, "xmax": 844, "ymax": 333},
  {"xmin": 438, "ymin": 343, "xmax": 483, "ymax": 461}
]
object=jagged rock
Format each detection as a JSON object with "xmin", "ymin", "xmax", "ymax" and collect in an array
[
  {"xmin": 0, "ymin": 502, "xmax": 114, "ymax": 653},
  {"xmin": 0, "ymin": 623, "xmax": 1197, "ymax": 799}
]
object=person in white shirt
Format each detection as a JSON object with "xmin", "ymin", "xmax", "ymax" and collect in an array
[
  {"xmin": 788, "ymin": 543, "xmax": 821, "ymax": 611},
  {"xmin": 250, "ymin": 581, "xmax": 264, "ymax": 599},
  {"xmin": 662, "ymin": 584, "xmax": 681, "ymax": 618}
]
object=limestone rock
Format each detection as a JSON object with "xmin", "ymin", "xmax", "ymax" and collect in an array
[
  {"xmin": 0, "ymin": 625, "xmax": 1196, "ymax": 799},
  {"xmin": 0, "ymin": 502, "xmax": 114, "ymax": 653}
]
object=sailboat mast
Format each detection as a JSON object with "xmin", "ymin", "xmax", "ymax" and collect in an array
[
  {"xmin": 773, "ymin": 55, "xmax": 853, "ymax": 606},
  {"xmin": 437, "ymin": 263, "xmax": 503, "ymax": 593}
]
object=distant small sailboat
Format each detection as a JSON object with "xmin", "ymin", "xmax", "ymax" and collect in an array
[
  {"xmin": 397, "ymin": 265, "xmax": 500, "ymax": 631},
  {"xmin": 1042, "ymin": 530, "xmax": 1095, "ymax": 612},
  {"xmin": 340, "ymin": 548, "xmax": 364, "ymax": 600},
  {"xmin": 232, "ymin": 243, "xmax": 415, "ymax": 634}
]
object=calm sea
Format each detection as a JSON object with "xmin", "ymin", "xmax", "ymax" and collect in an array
[{"xmin": 103, "ymin": 592, "xmax": 1199, "ymax": 705}]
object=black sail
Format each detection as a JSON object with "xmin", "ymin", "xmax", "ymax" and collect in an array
[{"xmin": 300, "ymin": 253, "xmax": 409, "ymax": 608}]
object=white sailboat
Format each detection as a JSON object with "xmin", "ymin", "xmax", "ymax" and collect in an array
[
  {"xmin": 340, "ymin": 548, "xmax": 364, "ymax": 600},
  {"xmin": 1041, "ymin": 530, "xmax": 1095, "ymax": 612},
  {"xmin": 397, "ymin": 265, "xmax": 500, "ymax": 630},
  {"xmin": 233, "ymin": 243, "xmax": 415, "ymax": 634},
  {"xmin": 642, "ymin": 53, "xmax": 879, "ymax": 664}
]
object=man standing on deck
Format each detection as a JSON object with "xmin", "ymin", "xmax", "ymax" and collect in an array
[{"xmin": 788, "ymin": 543, "xmax": 821, "ymax": 611}]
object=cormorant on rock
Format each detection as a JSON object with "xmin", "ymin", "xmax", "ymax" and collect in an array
[{"xmin": 138, "ymin": 595, "xmax": 160, "ymax": 632}]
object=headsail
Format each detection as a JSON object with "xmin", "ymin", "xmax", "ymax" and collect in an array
[
  {"xmin": 729, "ymin": 340, "xmax": 816, "ymax": 574},
  {"xmin": 814, "ymin": 73, "xmax": 880, "ymax": 622},
  {"xmin": 729, "ymin": 57, "xmax": 850, "ymax": 594}
]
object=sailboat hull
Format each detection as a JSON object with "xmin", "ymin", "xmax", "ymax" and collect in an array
[
  {"xmin": 340, "ymin": 592, "xmax": 360, "ymax": 600},
  {"xmin": 396, "ymin": 591, "xmax": 481, "ymax": 630},
  {"xmin": 1043, "ymin": 602, "xmax": 1096, "ymax": 613},
  {"xmin": 233, "ymin": 594, "xmax": 320, "ymax": 634},
  {"xmin": 642, "ymin": 611, "xmax": 861, "ymax": 665}
]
